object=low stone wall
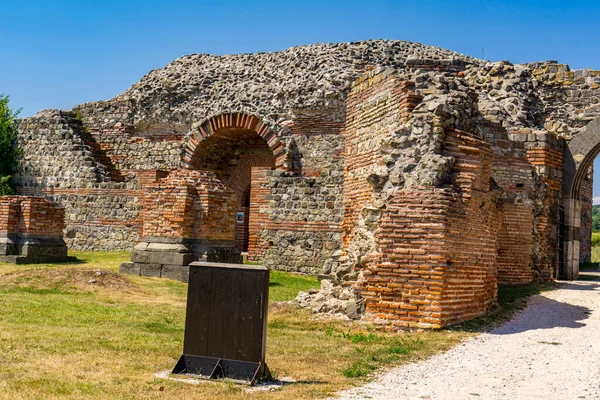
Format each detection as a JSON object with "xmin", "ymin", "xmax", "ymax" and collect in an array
[
  {"xmin": 16, "ymin": 185, "xmax": 143, "ymax": 251},
  {"xmin": 0, "ymin": 196, "xmax": 73, "ymax": 263}
]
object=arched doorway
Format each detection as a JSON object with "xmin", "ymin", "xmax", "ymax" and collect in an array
[
  {"xmin": 183, "ymin": 113, "xmax": 280, "ymax": 258},
  {"xmin": 562, "ymin": 117, "xmax": 600, "ymax": 279}
]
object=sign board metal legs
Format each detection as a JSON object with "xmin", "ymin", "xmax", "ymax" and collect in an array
[{"xmin": 172, "ymin": 261, "xmax": 271, "ymax": 385}]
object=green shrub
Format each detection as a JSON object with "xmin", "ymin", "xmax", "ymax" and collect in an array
[{"xmin": 0, "ymin": 95, "xmax": 21, "ymax": 195}]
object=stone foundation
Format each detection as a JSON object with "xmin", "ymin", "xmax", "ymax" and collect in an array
[{"xmin": 120, "ymin": 238, "xmax": 241, "ymax": 282}]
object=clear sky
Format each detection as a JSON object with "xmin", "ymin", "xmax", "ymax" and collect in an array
[{"xmin": 1, "ymin": 0, "xmax": 599, "ymax": 195}]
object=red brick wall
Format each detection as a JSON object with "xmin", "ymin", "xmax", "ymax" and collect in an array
[
  {"xmin": 142, "ymin": 170, "xmax": 237, "ymax": 241},
  {"xmin": 0, "ymin": 196, "xmax": 65, "ymax": 236},
  {"xmin": 0, "ymin": 201, "xmax": 18, "ymax": 233},
  {"xmin": 510, "ymin": 130, "xmax": 565, "ymax": 280},
  {"xmin": 496, "ymin": 202, "xmax": 534, "ymax": 284},
  {"xmin": 491, "ymin": 152, "xmax": 536, "ymax": 285},
  {"xmin": 343, "ymin": 71, "xmax": 417, "ymax": 247},
  {"xmin": 353, "ymin": 128, "xmax": 504, "ymax": 329},
  {"xmin": 17, "ymin": 186, "xmax": 143, "ymax": 251},
  {"xmin": 247, "ymin": 167, "xmax": 271, "ymax": 260},
  {"xmin": 361, "ymin": 181, "xmax": 501, "ymax": 329},
  {"xmin": 342, "ymin": 70, "xmax": 503, "ymax": 328}
]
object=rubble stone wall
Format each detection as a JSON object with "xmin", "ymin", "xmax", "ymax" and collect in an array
[
  {"xmin": 16, "ymin": 185, "xmax": 143, "ymax": 251},
  {"xmin": 350, "ymin": 127, "xmax": 503, "ymax": 328}
]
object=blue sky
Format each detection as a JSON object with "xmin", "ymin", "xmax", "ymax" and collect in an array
[{"xmin": 1, "ymin": 0, "xmax": 599, "ymax": 195}]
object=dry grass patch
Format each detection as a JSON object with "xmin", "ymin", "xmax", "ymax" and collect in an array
[
  {"xmin": 0, "ymin": 268, "xmax": 144, "ymax": 295},
  {"xmin": 0, "ymin": 252, "xmax": 474, "ymax": 399}
]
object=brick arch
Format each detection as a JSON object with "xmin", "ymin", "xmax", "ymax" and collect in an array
[
  {"xmin": 227, "ymin": 154, "xmax": 275, "ymax": 205},
  {"xmin": 181, "ymin": 113, "xmax": 290, "ymax": 170},
  {"xmin": 563, "ymin": 116, "xmax": 600, "ymax": 199},
  {"xmin": 561, "ymin": 116, "xmax": 600, "ymax": 280}
]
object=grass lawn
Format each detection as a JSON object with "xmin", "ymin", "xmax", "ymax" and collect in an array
[
  {"xmin": 0, "ymin": 252, "xmax": 541, "ymax": 399},
  {"xmin": 591, "ymin": 246, "xmax": 600, "ymax": 264}
]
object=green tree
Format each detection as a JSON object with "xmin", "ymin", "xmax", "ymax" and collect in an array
[{"xmin": 0, "ymin": 95, "xmax": 21, "ymax": 195}]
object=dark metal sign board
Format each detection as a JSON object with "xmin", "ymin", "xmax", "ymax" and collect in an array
[{"xmin": 172, "ymin": 261, "xmax": 271, "ymax": 385}]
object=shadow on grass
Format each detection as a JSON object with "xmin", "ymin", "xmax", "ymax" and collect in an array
[
  {"xmin": 580, "ymin": 262, "xmax": 599, "ymax": 271},
  {"xmin": 60, "ymin": 257, "xmax": 85, "ymax": 265}
]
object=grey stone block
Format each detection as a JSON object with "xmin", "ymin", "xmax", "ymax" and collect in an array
[
  {"xmin": 119, "ymin": 262, "xmax": 140, "ymax": 276},
  {"xmin": 131, "ymin": 250, "xmax": 149, "ymax": 263},
  {"xmin": 139, "ymin": 263, "xmax": 162, "ymax": 278},
  {"xmin": 161, "ymin": 265, "xmax": 189, "ymax": 282},
  {"xmin": 147, "ymin": 242, "xmax": 190, "ymax": 252},
  {"xmin": 148, "ymin": 252, "xmax": 194, "ymax": 266},
  {"xmin": 180, "ymin": 265, "xmax": 190, "ymax": 283}
]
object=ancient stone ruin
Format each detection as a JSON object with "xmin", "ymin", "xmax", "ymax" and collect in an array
[{"xmin": 13, "ymin": 40, "xmax": 600, "ymax": 328}]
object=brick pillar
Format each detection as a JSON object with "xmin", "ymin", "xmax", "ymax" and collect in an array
[{"xmin": 247, "ymin": 167, "xmax": 270, "ymax": 261}]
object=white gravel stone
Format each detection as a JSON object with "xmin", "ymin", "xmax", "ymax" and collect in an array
[{"xmin": 334, "ymin": 277, "xmax": 600, "ymax": 400}]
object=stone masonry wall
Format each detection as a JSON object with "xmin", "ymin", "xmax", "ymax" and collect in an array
[
  {"xmin": 251, "ymin": 169, "xmax": 344, "ymax": 275},
  {"xmin": 510, "ymin": 130, "xmax": 565, "ymax": 280},
  {"xmin": 580, "ymin": 166, "xmax": 593, "ymax": 264},
  {"xmin": 14, "ymin": 110, "xmax": 144, "ymax": 251},
  {"xmin": 14, "ymin": 110, "xmax": 111, "ymax": 188},
  {"xmin": 17, "ymin": 185, "xmax": 142, "ymax": 251},
  {"xmin": 482, "ymin": 123, "xmax": 537, "ymax": 285},
  {"xmin": 326, "ymin": 69, "xmax": 503, "ymax": 328}
]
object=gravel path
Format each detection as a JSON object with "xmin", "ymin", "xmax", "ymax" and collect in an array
[{"xmin": 335, "ymin": 274, "xmax": 600, "ymax": 400}]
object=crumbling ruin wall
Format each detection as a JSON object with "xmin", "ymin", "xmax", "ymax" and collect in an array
[
  {"xmin": 11, "ymin": 40, "xmax": 600, "ymax": 291},
  {"xmin": 331, "ymin": 70, "xmax": 504, "ymax": 328},
  {"xmin": 479, "ymin": 123, "xmax": 537, "ymax": 285}
]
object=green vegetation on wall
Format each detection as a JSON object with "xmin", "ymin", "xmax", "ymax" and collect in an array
[{"xmin": 0, "ymin": 95, "xmax": 21, "ymax": 195}]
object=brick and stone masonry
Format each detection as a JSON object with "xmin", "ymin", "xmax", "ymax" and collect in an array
[
  {"xmin": 119, "ymin": 170, "xmax": 241, "ymax": 281},
  {"xmin": 0, "ymin": 196, "xmax": 74, "ymax": 263},
  {"xmin": 11, "ymin": 40, "xmax": 600, "ymax": 327}
]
